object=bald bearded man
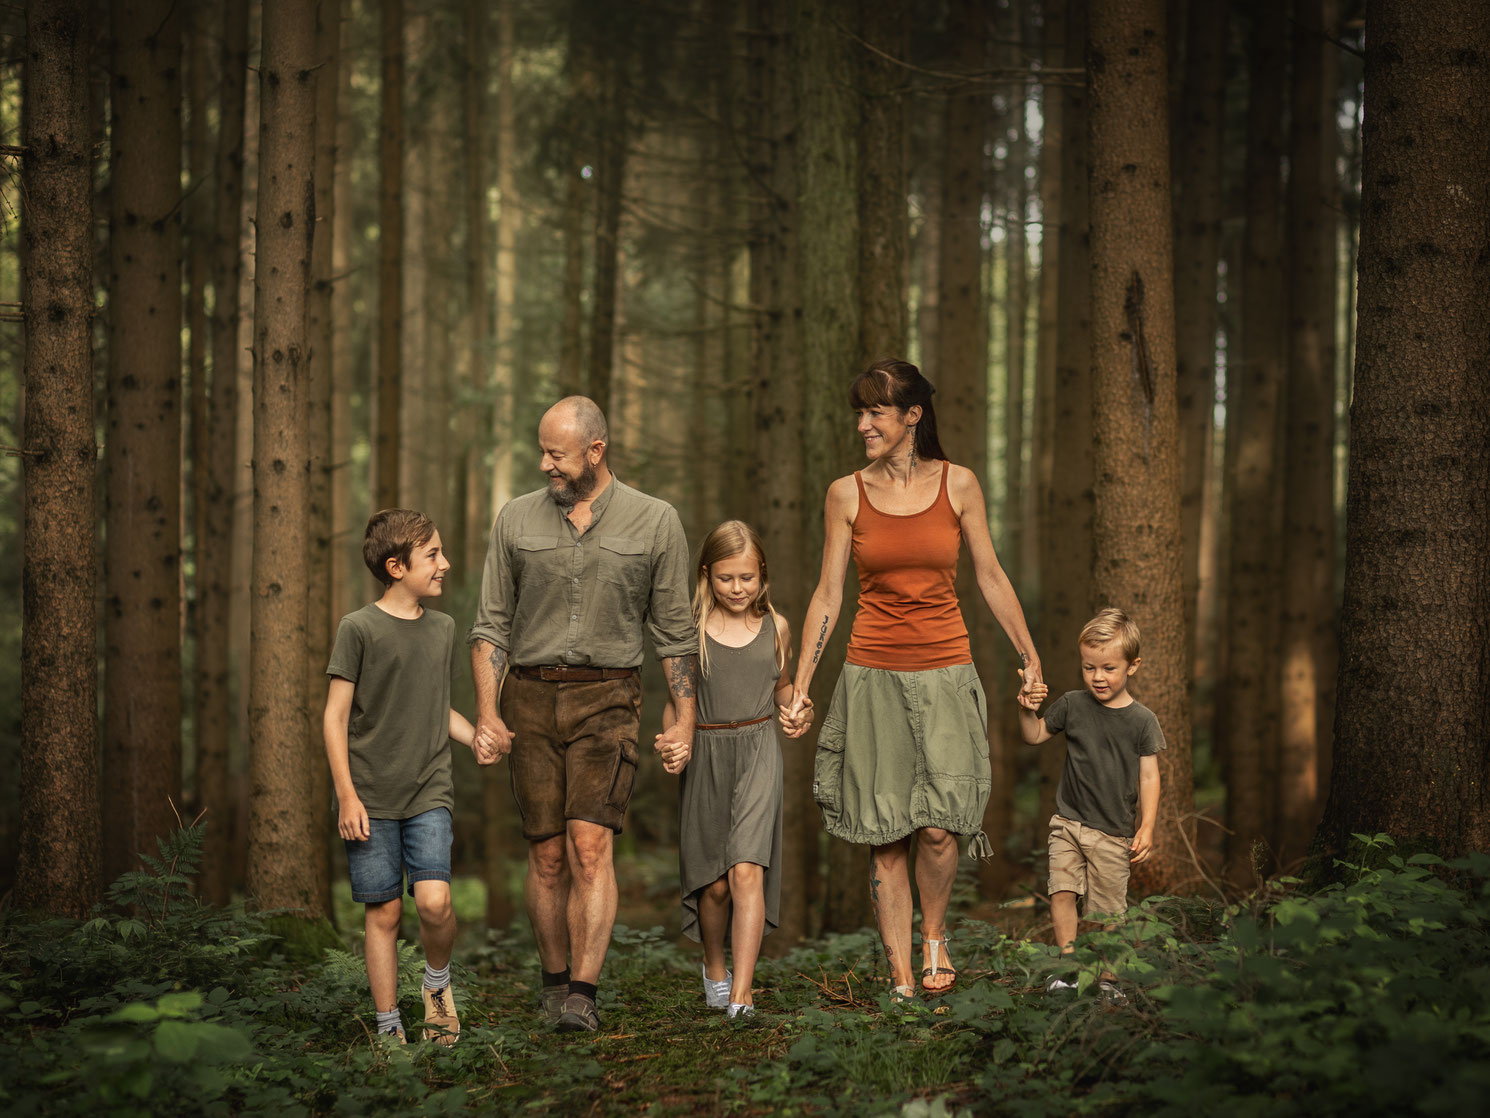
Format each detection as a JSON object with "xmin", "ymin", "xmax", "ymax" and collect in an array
[{"xmin": 469, "ymin": 396, "xmax": 699, "ymax": 1033}]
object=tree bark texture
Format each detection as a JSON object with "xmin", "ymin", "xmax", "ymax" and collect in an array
[
  {"xmin": 199, "ymin": 0, "xmax": 251, "ymax": 905},
  {"xmin": 1170, "ymin": 0, "xmax": 1226, "ymax": 689},
  {"xmin": 247, "ymin": 0, "xmax": 321, "ymax": 915},
  {"xmin": 374, "ymin": 0, "xmax": 403, "ymax": 509},
  {"xmin": 1277, "ymin": 0, "xmax": 1339, "ymax": 866},
  {"xmin": 1086, "ymin": 0, "xmax": 1197, "ymax": 895},
  {"xmin": 483, "ymin": 0, "xmax": 517, "ymax": 932},
  {"xmin": 104, "ymin": 0, "xmax": 184, "ymax": 886},
  {"xmin": 304, "ymin": 0, "xmax": 342, "ymax": 920},
  {"xmin": 793, "ymin": 0, "xmax": 869, "ymax": 935},
  {"xmin": 186, "ymin": 4, "xmax": 211, "ymax": 832},
  {"xmin": 491, "ymin": 0, "xmax": 517, "ymax": 513},
  {"xmin": 460, "ymin": 0, "xmax": 490, "ymax": 579},
  {"xmin": 748, "ymin": 0, "xmax": 814, "ymax": 945},
  {"xmin": 588, "ymin": 52, "xmax": 627, "ymax": 419},
  {"xmin": 1222, "ymin": 0, "xmax": 1287, "ymax": 883},
  {"xmin": 1317, "ymin": 0, "xmax": 1490, "ymax": 862},
  {"xmin": 856, "ymin": 2, "xmax": 907, "ymax": 365},
  {"xmin": 17, "ymin": 0, "xmax": 103, "ymax": 918},
  {"xmin": 1039, "ymin": 0, "xmax": 1093, "ymax": 835}
]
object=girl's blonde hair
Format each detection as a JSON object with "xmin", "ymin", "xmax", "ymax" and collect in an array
[{"xmin": 693, "ymin": 520, "xmax": 788, "ymax": 677}]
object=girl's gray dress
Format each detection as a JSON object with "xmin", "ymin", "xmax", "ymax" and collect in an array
[{"xmin": 678, "ymin": 614, "xmax": 784, "ymax": 943}]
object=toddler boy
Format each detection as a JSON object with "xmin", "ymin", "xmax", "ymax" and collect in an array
[
  {"xmin": 324, "ymin": 509, "xmax": 492, "ymax": 1044},
  {"xmin": 1017, "ymin": 607, "xmax": 1163, "ymax": 995}
]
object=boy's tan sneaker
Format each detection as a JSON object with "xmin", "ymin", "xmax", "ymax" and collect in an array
[{"xmin": 422, "ymin": 984, "xmax": 460, "ymax": 1046}]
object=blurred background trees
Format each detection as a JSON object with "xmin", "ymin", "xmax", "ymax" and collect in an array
[{"xmin": 5, "ymin": 0, "xmax": 1486, "ymax": 937}]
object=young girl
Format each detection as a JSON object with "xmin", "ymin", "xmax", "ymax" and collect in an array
[{"xmin": 659, "ymin": 520, "xmax": 811, "ymax": 1018}]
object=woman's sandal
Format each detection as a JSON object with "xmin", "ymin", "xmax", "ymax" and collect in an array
[{"xmin": 920, "ymin": 932, "xmax": 957, "ymax": 993}]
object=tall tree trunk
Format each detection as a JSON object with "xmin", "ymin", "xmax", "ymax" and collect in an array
[
  {"xmin": 304, "ymin": 0, "xmax": 341, "ymax": 921},
  {"xmin": 1316, "ymin": 0, "xmax": 1490, "ymax": 863},
  {"xmin": 200, "ymin": 0, "xmax": 251, "ymax": 905},
  {"xmin": 1086, "ymin": 0, "xmax": 1197, "ymax": 895},
  {"xmin": 329, "ymin": 3, "xmax": 356, "ymax": 631},
  {"xmin": 17, "ymin": 0, "xmax": 102, "ymax": 918},
  {"xmin": 748, "ymin": 0, "xmax": 813, "ymax": 945},
  {"xmin": 482, "ymin": 0, "xmax": 517, "ymax": 932},
  {"xmin": 491, "ymin": 0, "xmax": 517, "ymax": 512},
  {"xmin": 1276, "ymin": 0, "xmax": 1339, "ymax": 867},
  {"xmin": 374, "ymin": 0, "xmax": 403, "ymax": 509},
  {"xmin": 936, "ymin": 0, "xmax": 1005, "ymax": 897},
  {"xmin": 398, "ymin": 10, "xmax": 426, "ymax": 507},
  {"xmin": 556, "ymin": 146, "xmax": 586, "ymax": 398},
  {"xmin": 1170, "ymin": 0, "xmax": 1226, "ymax": 695},
  {"xmin": 588, "ymin": 54, "xmax": 626, "ymax": 419},
  {"xmin": 856, "ymin": 3, "xmax": 906, "ymax": 364},
  {"xmin": 247, "ymin": 0, "xmax": 321, "ymax": 916},
  {"xmin": 995, "ymin": 13, "xmax": 1033, "ymax": 893},
  {"xmin": 104, "ymin": 0, "xmax": 183, "ymax": 884},
  {"xmin": 1222, "ymin": 0, "xmax": 1286, "ymax": 883},
  {"xmin": 794, "ymin": 0, "xmax": 866, "ymax": 935},
  {"xmin": 186, "ymin": 1, "xmax": 211, "ymax": 826},
  {"xmin": 459, "ymin": 0, "xmax": 489, "ymax": 578},
  {"xmin": 1038, "ymin": 0, "xmax": 1093, "ymax": 847}
]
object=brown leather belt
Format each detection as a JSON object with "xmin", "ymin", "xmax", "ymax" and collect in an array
[
  {"xmin": 695, "ymin": 714, "xmax": 773, "ymax": 731},
  {"xmin": 512, "ymin": 665, "xmax": 638, "ymax": 682}
]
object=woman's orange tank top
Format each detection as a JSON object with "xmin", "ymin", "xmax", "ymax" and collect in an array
[{"xmin": 846, "ymin": 460, "xmax": 971, "ymax": 670}]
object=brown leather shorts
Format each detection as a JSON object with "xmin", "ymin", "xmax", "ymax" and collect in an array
[{"xmin": 500, "ymin": 673, "xmax": 643, "ymax": 841}]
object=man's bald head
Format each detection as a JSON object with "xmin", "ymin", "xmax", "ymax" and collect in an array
[{"xmin": 542, "ymin": 396, "xmax": 609, "ymax": 452}]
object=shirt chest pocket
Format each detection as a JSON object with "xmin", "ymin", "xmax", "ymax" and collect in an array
[
  {"xmin": 596, "ymin": 536, "xmax": 648, "ymax": 594},
  {"xmin": 515, "ymin": 535, "xmax": 561, "ymax": 583}
]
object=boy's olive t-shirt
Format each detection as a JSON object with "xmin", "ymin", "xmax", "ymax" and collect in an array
[
  {"xmin": 1043, "ymin": 689, "xmax": 1166, "ymax": 839},
  {"xmin": 326, "ymin": 603, "xmax": 456, "ymax": 820}
]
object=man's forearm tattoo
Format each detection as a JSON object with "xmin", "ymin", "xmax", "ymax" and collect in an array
[
  {"xmin": 668, "ymin": 654, "xmax": 700, "ymax": 700},
  {"xmin": 489, "ymin": 646, "xmax": 509, "ymax": 679},
  {"xmin": 811, "ymin": 614, "xmax": 828, "ymax": 666}
]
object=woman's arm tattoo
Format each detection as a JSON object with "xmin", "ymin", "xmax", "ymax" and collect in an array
[{"xmin": 811, "ymin": 614, "xmax": 829, "ymax": 665}]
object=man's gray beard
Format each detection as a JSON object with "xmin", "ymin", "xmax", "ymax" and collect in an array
[{"xmin": 547, "ymin": 461, "xmax": 598, "ymax": 509}]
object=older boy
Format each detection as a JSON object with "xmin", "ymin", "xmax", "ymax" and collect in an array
[
  {"xmin": 1017, "ymin": 608, "xmax": 1163, "ymax": 995},
  {"xmin": 325, "ymin": 509, "xmax": 491, "ymax": 1045}
]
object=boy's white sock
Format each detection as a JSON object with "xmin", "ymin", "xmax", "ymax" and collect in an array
[
  {"xmin": 375, "ymin": 1007, "xmax": 404, "ymax": 1034},
  {"xmin": 423, "ymin": 961, "xmax": 450, "ymax": 990}
]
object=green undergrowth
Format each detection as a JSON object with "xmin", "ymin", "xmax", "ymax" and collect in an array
[{"xmin": 3, "ymin": 830, "xmax": 1488, "ymax": 1116}]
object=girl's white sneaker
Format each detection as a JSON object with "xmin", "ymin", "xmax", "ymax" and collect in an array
[
  {"xmin": 726, "ymin": 1002, "xmax": 755, "ymax": 1018},
  {"xmin": 702, "ymin": 965, "xmax": 732, "ymax": 1009}
]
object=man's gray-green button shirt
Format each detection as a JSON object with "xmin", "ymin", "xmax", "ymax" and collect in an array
[{"xmin": 467, "ymin": 477, "xmax": 698, "ymax": 667}]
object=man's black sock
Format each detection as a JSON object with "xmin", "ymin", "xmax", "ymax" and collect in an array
[
  {"xmin": 542, "ymin": 968, "xmax": 570, "ymax": 989},
  {"xmin": 569, "ymin": 980, "xmax": 597, "ymax": 1002}
]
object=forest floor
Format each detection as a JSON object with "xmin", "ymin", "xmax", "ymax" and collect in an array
[{"xmin": 3, "ymin": 831, "xmax": 1488, "ymax": 1116}]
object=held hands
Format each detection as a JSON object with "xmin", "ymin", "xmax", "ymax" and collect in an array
[
  {"xmin": 1016, "ymin": 668, "xmax": 1047, "ymax": 711},
  {"xmin": 1130, "ymin": 826, "xmax": 1155, "ymax": 864},
  {"xmin": 338, "ymin": 796, "xmax": 371, "ymax": 842},
  {"xmin": 474, "ymin": 714, "xmax": 514, "ymax": 766},
  {"xmin": 654, "ymin": 723, "xmax": 693, "ymax": 775},
  {"xmin": 778, "ymin": 687, "xmax": 814, "ymax": 738}
]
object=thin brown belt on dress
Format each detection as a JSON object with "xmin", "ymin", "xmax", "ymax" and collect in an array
[
  {"xmin": 695, "ymin": 714, "xmax": 773, "ymax": 731},
  {"xmin": 512, "ymin": 665, "xmax": 638, "ymax": 682}
]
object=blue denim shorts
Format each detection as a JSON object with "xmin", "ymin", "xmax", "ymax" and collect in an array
[{"xmin": 344, "ymin": 807, "xmax": 453, "ymax": 903}]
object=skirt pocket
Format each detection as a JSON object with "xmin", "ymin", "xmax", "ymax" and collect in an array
[{"xmin": 813, "ymin": 708, "xmax": 847, "ymax": 814}]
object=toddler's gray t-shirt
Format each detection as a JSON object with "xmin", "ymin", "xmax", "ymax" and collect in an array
[{"xmin": 1043, "ymin": 690, "xmax": 1165, "ymax": 838}]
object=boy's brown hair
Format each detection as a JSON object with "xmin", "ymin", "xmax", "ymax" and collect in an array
[
  {"xmin": 1078, "ymin": 607, "xmax": 1141, "ymax": 661},
  {"xmin": 363, "ymin": 508, "xmax": 436, "ymax": 586}
]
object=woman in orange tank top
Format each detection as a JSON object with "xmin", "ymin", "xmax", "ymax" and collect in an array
[{"xmin": 787, "ymin": 359, "xmax": 1043, "ymax": 998}]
